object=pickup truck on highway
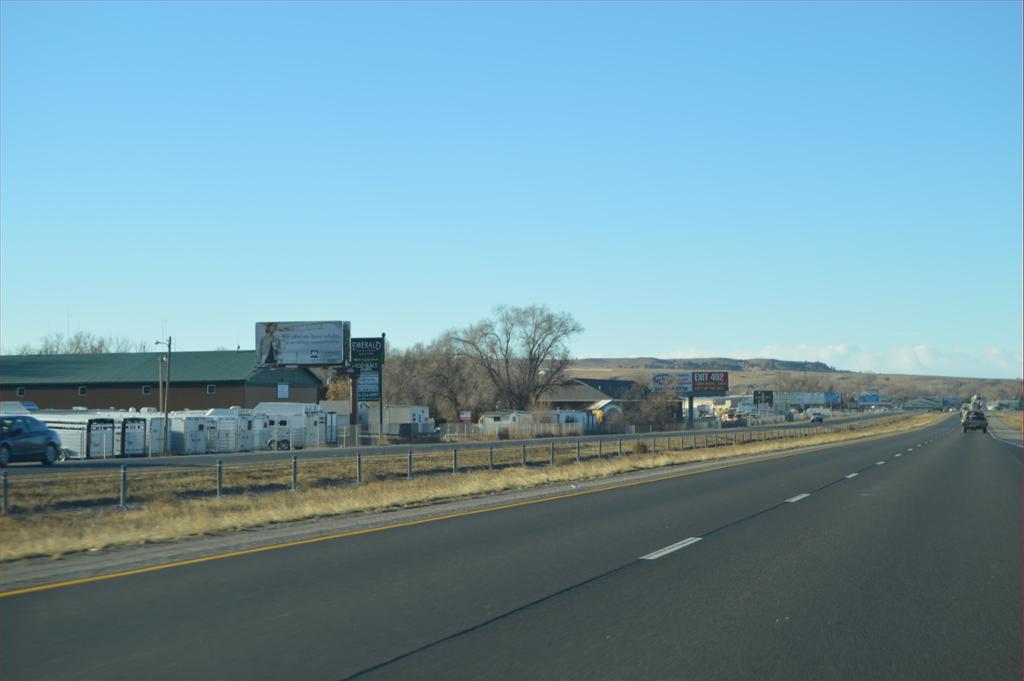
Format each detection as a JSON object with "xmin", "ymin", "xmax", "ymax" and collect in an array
[
  {"xmin": 961, "ymin": 410, "xmax": 987, "ymax": 433},
  {"xmin": 719, "ymin": 410, "xmax": 748, "ymax": 428}
]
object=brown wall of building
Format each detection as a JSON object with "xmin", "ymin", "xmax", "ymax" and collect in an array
[
  {"xmin": 0, "ymin": 384, "xmax": 247, "ymax": 411},
  {"xmin": 244, "ymin": 385, "xmax": 320, "ymax": 407}
]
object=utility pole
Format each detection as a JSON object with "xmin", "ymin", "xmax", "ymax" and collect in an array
[
  {"xmin": 155, "ymin": 356, "xmax": 163, "ymax": 458},
  {"xmin": 155, "ymin": 336, "xmax": 172, "ymax": 455}
]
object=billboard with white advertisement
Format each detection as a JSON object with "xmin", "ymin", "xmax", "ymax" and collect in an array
[
  {"xmin": 651, "ymin": 372, "xmax": 693, "ymax": 394},
  {"xmin": 255, "ymin": 321, "xmax": 350, "ymax": 367}
]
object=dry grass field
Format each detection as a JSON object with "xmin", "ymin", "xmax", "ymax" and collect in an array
[{"xmin": 0, "ymin": 413, "xmax": 945, "ymax": 562}]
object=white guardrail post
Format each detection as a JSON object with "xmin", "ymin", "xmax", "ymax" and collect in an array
[{"xmin": 119, "ymin": 465, "xmax": 127, "ymax": 508}]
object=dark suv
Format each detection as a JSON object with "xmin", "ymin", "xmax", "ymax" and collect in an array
[
  {"xmin": 0, "ymin": 415, "xmax": 62, "ymax": 466},
  {"xmin": 961, "ymin": 410, "xmax": 988, "ymax": 433}
]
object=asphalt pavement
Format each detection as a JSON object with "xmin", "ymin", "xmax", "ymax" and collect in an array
[{"xmin": 1, "ymin": 415, "xmax": 1018, "ymax": 680}]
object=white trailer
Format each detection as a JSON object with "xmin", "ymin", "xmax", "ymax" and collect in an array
[
  {"xmin": 36, "ymin": 415, "xmax": 116, "ymax": 459},
  {"xmin": 230, "ymin": 413, "xmax": 261, "ymax": 452},
  {"xmin": 91, "ymin": 411, "xmax": 149, "ymax": 457},
  {"xmin": 115, "ymin": 417, "xmax": 147, "ymax": 456},
  {"xmin": 172, "ymin": 411, "xmax": 233, "ymax": 453},
  {"xmin": 168, "ymin": 414, "xmax": 215, "ymax": 455},
  {"xmin": 134, "ymin": 412, "xmax": 167, "ymax": 455},
  {"xmin": 252, "ymin": 403, "xmax": 326, "ymax": 450},
  {"xmin": 323, "ymin": 411, "xmax": 338, "ymax": 446},
  {"xmin": 261, "ymin": 414, "xmax": 306, "ymax": 450}
]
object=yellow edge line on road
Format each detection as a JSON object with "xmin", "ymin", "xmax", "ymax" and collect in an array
[{"xmin": 0, "ymin": 424, "xmax": 932, "ymax": 599}]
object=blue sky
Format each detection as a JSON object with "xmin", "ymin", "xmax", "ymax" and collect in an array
[{"xmin": 1, "ymin": 1, "xmax": 1021, "ymax": 378}]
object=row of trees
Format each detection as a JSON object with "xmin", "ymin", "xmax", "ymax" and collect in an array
[
  {"xmin": 379, "ymin": 306, "xmax": 583, "ymax": 421},
  {"xmin": 15, "ymin": 331, "xmax": 148, "ymax": 355}
]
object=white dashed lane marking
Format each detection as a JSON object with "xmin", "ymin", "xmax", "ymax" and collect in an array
[
  {"xmin": 641, "ymin": 537, "xmax": 702, "ymax": 560},
  {"xmin": 786, "ymin": 493, "xmax": 811, "ymax": 503},
  {"xmin": 876, "ymin": 461, "xmax": 886, "ymax": 466},
  {"xmin": 845, "ymin": 473, "xmax": 859, "ymax": 479}
]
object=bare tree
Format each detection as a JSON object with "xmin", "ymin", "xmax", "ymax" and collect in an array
[
  {"xmin": 16, "ymin": 331, "xmax": 148, "ymax": 355},
  {"xmin": 621, "ymin": 385, "xmax": 679, "ymax": 431},
  {"xmin": 453, "ymin": 305, "xmax": 583, "ymax": 410},
  {"xmin": 428, "ymin": 334, "xmax": 493, "ymax": 417},
  {"xmin": 385, "ymin": 338, "xmax": 494, "ymax": 420}
]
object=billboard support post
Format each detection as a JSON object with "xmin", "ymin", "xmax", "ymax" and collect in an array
[
  {"xmin": 379, "ymin": 333, "xmax": 385, "ymax": 445},
  {"xmin": 349, "ymin": 367, "xmax": 360, "ymax": 448}
]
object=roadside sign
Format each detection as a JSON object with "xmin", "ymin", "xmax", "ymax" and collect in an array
[
  {"xmin": 351, "ymin": 337, "xmax": 385, "ymax": 363},
  {"xmin": 255, "ymin": 321, "xmax": 349, "ymax": 367},
  {"xmin": 692, "ymin": 371, "xmax": 729, "ymax": 395},
  {"xmin": 753, "ymin": 390, "xmax": 774, "ymax": 406},
  {"xmin": 651, "ymin": 372, "xmax": 693, "ymax": 394},
  {"xmin": 355, "ymin": 361, "xmax": 381, "ymax": 401}
]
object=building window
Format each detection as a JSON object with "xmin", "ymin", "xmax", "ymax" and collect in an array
[
  {"xmin": 78, "ymin": 386, "xmax": 88, "ymax": 396},
  {"xmin": 16, "ymin": 387, "xmax": 25, "ymax": 397},
  {"xmin": 142, "ymin": 385, "xmax": 152, "ymax": 396},
  {"xmin": 206, "ymin": 384, "xmax": 216, "ymax": 395}
]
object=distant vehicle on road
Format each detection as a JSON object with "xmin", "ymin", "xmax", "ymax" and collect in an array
[
  {"xmin": 720, "ymin": 410, "xmax": 747, "ymax": 428},
  {"xmin": 961, "ymin": 410, "xmax": 987, "ymax": 433},
  {"xmin": 810, "ymin": 413, "xmax": 824, "ymax": 424},
  {"xmin": 0, "ymin": 414, "xmax": 62, "ymax": 466}
]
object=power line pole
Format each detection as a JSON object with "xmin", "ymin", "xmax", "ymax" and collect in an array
[{"xmin": 156, "ymin": 336, "xmax": 172, "ymax": 455}]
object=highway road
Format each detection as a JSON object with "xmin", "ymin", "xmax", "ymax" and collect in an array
[
  {"xmin": 1, "ymin": 415, "xmax": 1018, "ymax": 680},
  {"xmin": 3, "ymin": 412, "xmax": 885, "ymax": 477}
]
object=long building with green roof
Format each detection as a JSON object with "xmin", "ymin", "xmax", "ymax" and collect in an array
[{"xmin": 0, "ymin": 351, "xmax": 323, "ymax": 410}]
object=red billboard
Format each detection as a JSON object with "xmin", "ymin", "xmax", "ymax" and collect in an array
[{"xmin": 691, "ymin": 371, "xmax": 729, "ymax": 395}]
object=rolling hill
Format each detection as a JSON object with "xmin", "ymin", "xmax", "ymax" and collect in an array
[{"xmin": 567, "ymin": 357, "xmax": 1021, "ymax": 401}]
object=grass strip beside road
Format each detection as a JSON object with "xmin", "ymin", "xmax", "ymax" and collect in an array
[
  {"xmin": 0, "ymin": 414, "xmax": 945, "ymax": 562},
  {"xmin": 992, "ymin": 411, "xmax": 1023, "ymax": 431}
]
